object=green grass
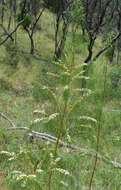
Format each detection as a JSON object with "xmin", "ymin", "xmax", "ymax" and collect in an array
[{"xmin": 0, "ymin": 10, "xmax": 121, "ymax": 190}]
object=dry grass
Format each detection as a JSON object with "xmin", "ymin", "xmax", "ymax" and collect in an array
[{"xmin": 0, "ymin": 172, "xmax": 8, "ymax": 190}]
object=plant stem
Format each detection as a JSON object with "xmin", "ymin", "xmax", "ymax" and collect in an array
[
  {"xmin": 88, "ymin": 62, "xmax": 108, "ymax": 190},
  {"xmin": 47, "ymin": 101, "xmax": 68, "ymax": 190}
]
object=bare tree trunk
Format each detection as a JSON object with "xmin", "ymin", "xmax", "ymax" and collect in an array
[
  {"xmin": 1, "ymin": 0, "xmax": 5, "ymax": 24},
  {"xmin": 30, "ymin": 35, "xmax": 34, "ymax": 54},
  {"xmin": 85, "ymin": 36, "xmax": 95, "ymax": 64},
  {"xmin": 82, "ymin": 36, "xmax": 95, "ymax": 88},
  {"xmin": 55, "ymin": 18, "xmax": 68, "ymax": 59},
  {"xmin": 13, "ymin": 0, "xmax": 17, "ymax": 45},
  {"xmin": 7, "ymin": 14, "xmax": 12, "ymax": 31},
  {"xmin": 25, "ymin": 28, "xmax": 35, "ymax": 54},
  {"xmin": 55, "ymin": 13, "xmax": 61, "ymax": 59},
  {"xmin": 24, "ymin": 8, "xmax": 44, "ymax": 54},
  {"xmin": 116, "ymin": 49, "xmax": 120, "ymax": 64},
  {"xmin": 109, "ymin": 47, "xmax": 115, "ymax": 64}
]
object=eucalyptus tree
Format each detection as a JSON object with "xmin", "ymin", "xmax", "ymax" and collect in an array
[
  {"xmin": 44, "ymin": 0, "xmax": 71, "ymax": 59},
  {"xmin": 70, "ymin": 0, "xmax": 121, "ymax": 87},
  {"xmin": 17, "ymin": 0, "xmax": 44, "ymax": 54},
  {"xmin": 81, "ymin": 0, "xmax": 116, "ymax": 63}
]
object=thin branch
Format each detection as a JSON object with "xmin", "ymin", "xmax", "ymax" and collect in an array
[
  {"xmin": 93, "ymin": 32, "xmax": 121, "ymax": 61},
  {"xmin": 0, "ymin": 24, "xmax": 14, "ymax": 41},
  {"xmin": 0, "ymin": 20, "xmax": 24, "ymax": 46},
  {"xmin": 31, "ymin": 7, "xmax": 45, "ymax": 36}
]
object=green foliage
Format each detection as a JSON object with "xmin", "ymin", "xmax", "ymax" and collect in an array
[
  {"xmin": 17, "ymin": 14, "xmax": 31, "ymax": 29},
  {"xmin": 106, "ymin": 65, "xmax": 121, "ymax": 99},
  {"xmin": 0, "ymin": 78, "xmax": 12, "ymax": 91},
  {"xmin": 4, "ymin": 42, "xmax": 19, "ymax": 67},
  {"xmin": 0, "ymin": 52, "xmax": 97, "ymax": 190},
  {"xmin": 110, "ymin": 66, "xmax": 121, "ymax": 88},
  {"xmin": 69, "ymin": 0, "xmax": 84, "ymax": 26},
  {"xmin": 1, "ymin": 3, "xmax": 121, "ymax": 190},
  {"xmin": 6, "ymin": 171, "xmax": 42, "ymax": 190},
  {"xmin": 32, "ymin": 55, "xmax": 96, "ymax": 144},
  {"xmin": 103, "ymin": 32, "xmax": 116, "ymax": 46},
  {"xmin": 44, "ymin": 0, "xmax": 60, "ymax": 13}
]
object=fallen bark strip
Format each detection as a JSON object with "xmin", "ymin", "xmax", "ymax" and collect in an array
[
  {"xmin": 6, "ymin": 127, "xmax": 121, "ymax": 169},
  {"xmin": 1, "ymin": 112, "xmax": 121, "ymax": 169},
  {"xmin": 0, "ymin": 112, "xmax": 15, "ymax": 128}
]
